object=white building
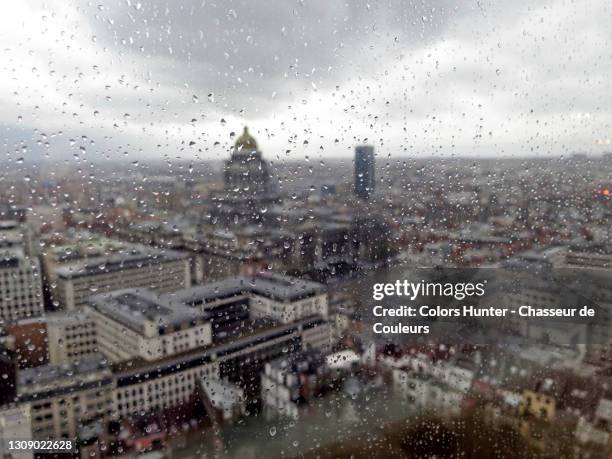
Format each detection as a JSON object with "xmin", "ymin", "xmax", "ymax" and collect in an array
[
  {"xmin": 200, "ymin": 378, "xmax": 245, "ymax": 422},
  {"xmin": 40, "ymin": 233, "xmax": 129, "ymax": 306},
  {"xmin": 392, "ymin": 369, "xmax": 463, "ymax": 416},
  {"xmin": 328, "ymin": 291, "xmax": 353, "ymax": 341},
  {"xmin": 444, "ymin": 364, "xmax": 475, "ymax": 393},
  {"xmin": 113, "ymin": 316, "xmax": 330, "ymax": 418},
  {"xmin": 16, "ymin": 357, "xmax": 113, "ymax": 441},
  {"xmin": 0, "ymin": 246, "xmax": 44, "ymax": 325},
  {"xmin": 54, "ymin": 247, "xmax": 191, "ymax": 311},
  {"xmin": 167, "ymin": 272, "xmax": 328, "ymax": 328},
  {"xmin": 0, "ymin": 405, "xmax": 33, "ymax": 459},
  {"xmin": 114, "ymin": 358, "xmax": 220, "ymax": 418},
  {"xmin": 325, "ymin": 350, "xmax": 361, "ymax": 371},
  {"xmin": 0, "ymin": 220, "xmax": 35, "ymax": 258},
  {"xmin": 46, "ymin": 312, "xmax": 98, "ymax": 364},
  {"xmin": 261, "ymin": 351, "xmax": 325, "ymax": 419},
  {"xmin": 575, "ymin": 417, "xmax": 609, "ymax": 447},
  {"xmin": 249, "ymin": 273, "xmax": 328, "ymax": 323},
  {"xmin": 86, "ymin": 289, "xmax": 211, "ymax": 363}
]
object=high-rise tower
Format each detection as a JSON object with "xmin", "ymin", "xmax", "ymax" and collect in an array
[{"xmin": 354, "ymin": 145, "xmax": 375, "ymax": 200}]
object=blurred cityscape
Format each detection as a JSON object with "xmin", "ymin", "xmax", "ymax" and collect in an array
[{"xmin": 1, "ymin": 128, "xmax": 612, "ymax": 458}]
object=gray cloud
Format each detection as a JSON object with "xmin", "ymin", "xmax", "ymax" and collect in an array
[
  {"xmin": 0, "ymin": 0, "xmax": 611, "ymax": 163},
  {"xmin": 84, "ymin": 0, "xmax": 456, "ymax": 110}
]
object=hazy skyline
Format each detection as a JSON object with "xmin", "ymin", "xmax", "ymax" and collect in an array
[{"xmin": 1, "ymin": 0, "xmax": 611, "ymax": 163}]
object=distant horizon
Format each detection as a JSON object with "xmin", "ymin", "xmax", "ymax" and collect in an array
[{"xmin": 3, "ymin": 150, "xmax": 611, "ymax": 167}]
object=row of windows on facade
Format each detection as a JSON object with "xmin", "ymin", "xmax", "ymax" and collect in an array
[
  {"xmin": 117, "ymin": 372, "xmax": 208, "ymax": 400},
  {"xmin": 0, "ymin": 292, "xmax": 40, "ymax": 309},
  {"xmin": 34, "ymin": 402, "xmax": 108, "ymax": 423}
]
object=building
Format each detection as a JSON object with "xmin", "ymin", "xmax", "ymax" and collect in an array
[
  {"xmin": 248, "ymin": 273, "xmax": 328, "ymax": 323},
  {"xmin": 354, "ymin": 145, "xmax": 375, "ymax": 200},
  {"xmin": 53, "ymin": 247, "xmax": 191, "ymax": 310},
  {"xmin": 3, "ymin": 308, "xmax": 331, "ymax": 441},
  {"xmin": 328, "ymin": 291, "xmax": 353, "ymax": 341},
  {"xmin": 40, "ymin": 234, "xmax": 129, "ymax": 306},
  {"xmin": 200, "ymin": 378, "xmax": 246, "ymax": 423},
  {"xmin": 6, "ymin": 319, "xmax": 48, "ymax": 369},
  {"xmin": 261, "ymin": 351, "xmax": 325, "ymax": 418},
  {"xmin": 16, "ymin": 356, "xmax": 113, "ymax": 441},
  {"xmin": 184, "ymin": 226, "xmax": 295, "ymax": 282},
  {"xmin": 518, "ymin": 387, "xmax": 556, "ymax": 421},
  {"xmin": 86, "ymin": 289, "xmax": 211, "ymax": 363},
  {"xmin": 0, "ymin": 220, "xmax": 35, "ymax": 258},
  {"xmin": 113, "ymin": 316, "xmax": 331, "ymax": 418},
  {"xmin": 392, "ymin": 369, "xmax": 463, "ymax": 416},
  {"xmin": 46, "ymin": 312, "xmax": 98, "ymax": 365},
  {"xmin": 224, "ymin": 127, "xmax": 273, "ymax": 199},
  {"xmin": 0, "ymin": 340, "xmax": 18, "ymax": 406},
  {"xmin": 564, "ymin": 251, "xmax": 612, "ymax": 270},
  {"xmin": 163, "ymin": 278, "xmax": 251, "ymax": 343},
  {"xmin": 295, "ymin": 219, "xmax": 355, "ymax": 276},
  {"xmin": 0, "ymin": 246, "xmax": 44, "ymax": 326},
  {"xmin": 210, "ymin": 127, "xmax": 279, "ymax": 227},
  {"xmin": 575, "ymin": 417, "xmax": 610, "ymax": 450},
  {"xmin": 0, "ymin": 405, "xmax": 33, "ymax": 459},
  {"xmin": 165, "ymin": 273, "xmax": 328, "ymax": 341}
]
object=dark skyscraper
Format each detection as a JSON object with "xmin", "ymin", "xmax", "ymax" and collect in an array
[{"xmin": 354, "ymin": 145, "xmax": 375, "ymax": 200}]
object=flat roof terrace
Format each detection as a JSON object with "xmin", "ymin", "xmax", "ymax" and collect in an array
[
  {"xmin": 164, "ymin": 272, "xmax": 326, "ymax": 305},
  {"xmin": 88, "ymin": 288, "xmax": 205, "ymax": 335},
  {"xmin": 56, "ymin": 248, "xmax": 188, "ymax": 280}
]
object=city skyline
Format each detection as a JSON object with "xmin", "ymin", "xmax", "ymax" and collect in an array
[
  {"xmin": 1, "ymin": 2, "xmax": 612, "ymax": 458},
  {"xmin": 0, "ymin": 124, "xmax": 611, "ymax": 456}
]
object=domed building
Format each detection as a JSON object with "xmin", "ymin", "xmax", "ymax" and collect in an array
[
  {"xmin": 223, "ymin": 126, "xmax": 272, "ymax": 197},
  {"xmin": 210, "ymin": 127, "xmax": 279, "ymax": 226}
]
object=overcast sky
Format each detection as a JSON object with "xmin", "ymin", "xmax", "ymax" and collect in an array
[{"xmin": 1, "ymin": 0, "xmax": 611, "ymax": 163}]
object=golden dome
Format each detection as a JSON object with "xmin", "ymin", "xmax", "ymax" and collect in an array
[{"xmin": 234, "ymin": 126, "xmax": 258, "ymax": 151}]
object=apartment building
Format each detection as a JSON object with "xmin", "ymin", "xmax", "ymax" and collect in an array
[
  {"xmin": 40, "ymin": 234, "xmax": 129, "ymax": 307},
  {"xmin": 248, "ymin": 273, "xmax": 329, "ymax": 323},
  {"xmin": 86, "ymin": 289, "xmax": 211, "ymax": 363},
  {"xmin": 53, "ymin": 248, "xmax": 191, "ymax": 310},
  {"xmin": 15, "ymin": 357, "xmax": 113, "ymax": 441},
  {"xmin": 0, "ymin": 247, "xmax": 44, "ymax": 325},
  {"xmin": 113, "ymin": 316, "xmax": 331, "ymax": 418},
  {"xmin": 0, "ymin": 405, "xmax": 33, "ymax": 459},
  {"xmin": 261, "ymin": 351, "xmax": 325, "ymax": 418},
  {"xmin": 46, "ymin": 312, "xmax": 98, "ymax": 365},
  {"xmin": 165, "ymin": 273, "xmax": 328, "ymax": 339}
]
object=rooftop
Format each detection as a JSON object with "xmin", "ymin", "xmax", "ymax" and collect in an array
[
  {"xmin": 88, "ymin": 288, "xmax": 205, "ymax": 334},
  {"xmin": 164, "ymin": 273, "xmax": 326, "ymax": 305},
  {"xmin": 201, "ymin": 378, "xmax": 244, "ymax": 411},
  {"xmin": 268, "ymin": 350, "xmax": 324, "ymax": 374},
  {"xmin": 45, "ymin": 311, "xmax": 91, "ymax": 325},
  {"xmin": 0, "ymin": 220, "xmax": 20, "ymax": 230},
  {"xmin": 0, "ymin": 246, "xmax": 28, "ymax": 269},
  {"xmin": 233, "ymin": 126, "xmax": 258, "ymax": 152},
  {"xmin": 113, "ymin": 316, "xmax": 325, "ymax": 380},
  {"xmin": 18, "ymin": 355, "xmax": 110, "ymax": 387},
  {"xmin": 55, "ymin": 247, "xmax": 188, "ymax": 279}
]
